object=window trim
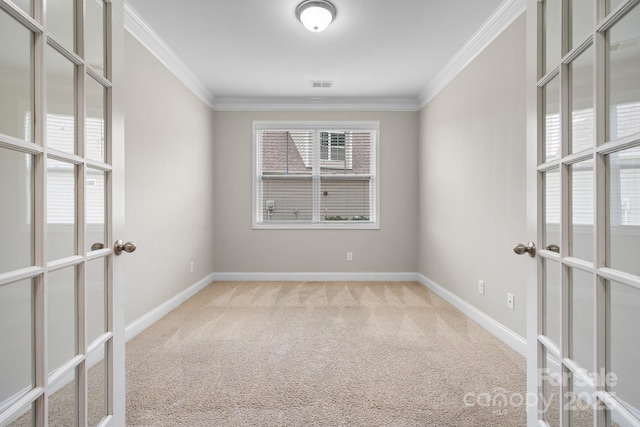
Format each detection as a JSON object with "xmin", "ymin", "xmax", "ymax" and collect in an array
[{"xmin": 252, "ymin": 121, "xmax": 380, "ymax": 230}]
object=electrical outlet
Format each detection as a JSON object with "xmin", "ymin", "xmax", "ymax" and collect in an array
[
  {"xmin": 190, "ymin": 261, "xmax": 195, "ymax": 273},
  {"xmin": 507, "ymin": 293, "xmax": 515, "ymax": 310},
  {"xmin": 478, "ymin": 280, "xmax": 485, "ymax": 295},
  {"xmin": 347, "ymin": 251, "xmax": 353, "ymax": 261}
]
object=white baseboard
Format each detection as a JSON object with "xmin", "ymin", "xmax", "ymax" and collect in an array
[
  {"xmin": 417, "ymin": 274, "xmax": 527, "ymax": 356},
  {"xmin": 212, "ymin": 272, "xmax": 419, "ymax": 282},
  {"xmin": 125, "ymin": 272, "xmax": 215, "ymax": 342}
]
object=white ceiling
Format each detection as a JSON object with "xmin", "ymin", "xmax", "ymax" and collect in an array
[{"xmin": 125, "ymin": 0, "xmax": 511, "ymax": 109}]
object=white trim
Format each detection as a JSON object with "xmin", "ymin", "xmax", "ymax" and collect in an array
[
  {"xmin": 418, "ymin": 0, "xmax": 527, "ymax": 108},
  {"xmin": 124, "ymin": 272, "xmax": 215, "ymax": 342},
  {"xmin": 417, "ymin": 274, "xmax": 527, "ymax": 356},
  {"xmin": 212, "ymin": 272, "xmax": 418, "ymax": 282},
  {"xmin": 123, "ymin": 2, "xmax": 216, "ymax": 109},
  {"xmin": 211, "ymin": 96, "xmax": 421, "ymax": 112}
]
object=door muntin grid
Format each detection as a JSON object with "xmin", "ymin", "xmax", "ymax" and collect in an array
[
  {"xmin": 0, "ymin": 0, "xmax": 116, "ymax": 425},
  {"xmin": 537, "ymin": 0, "xmax": 640, "ymax": 425}
]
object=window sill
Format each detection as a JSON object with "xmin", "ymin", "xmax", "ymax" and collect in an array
[{"xmin": 253, "ymin": 221, "xmax": 380, "ymax": 230}]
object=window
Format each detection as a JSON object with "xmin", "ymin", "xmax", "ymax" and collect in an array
[{"xmin": 253, "ymin": 121, "xmax": 379, "ymax": 229}]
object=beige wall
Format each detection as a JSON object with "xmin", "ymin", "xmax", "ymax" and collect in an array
[
  {"xmin": 213, "ymin": 111, "xmax": 419, "ymax": 273},
  {"xmin": 418, "ymin": 14, "xmax": 528, "ymax": 337},
  {"xmin": 123, "ymin": 33, "xmax": 216, "ymax": 325}
]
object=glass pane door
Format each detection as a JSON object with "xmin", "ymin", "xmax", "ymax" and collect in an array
[
  {"xmin": 535, "ymin": 0, "xmax": 640, "ymax": 425},
  {"xmin": 0, "ymin": 0, "xmax": 123, "ymax": 425}
]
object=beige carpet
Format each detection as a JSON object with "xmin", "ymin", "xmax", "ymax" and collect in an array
[{"xmin": 126, "ymin": 281, "xmax": 527, "ymax": 426}]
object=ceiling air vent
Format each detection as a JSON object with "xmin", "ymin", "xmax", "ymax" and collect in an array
[{"xmin": 311, "ymin": 81, "xmax": 333, "ymax": 88}]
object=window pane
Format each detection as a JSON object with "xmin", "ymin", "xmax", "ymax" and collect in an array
[
  {"xmin": 47, "ymin": 0, "xmax": 75, "ymax": 52},
  {"xmin": 570, "ymin": 46, "xmax": 594, "ymax": 154},
  {"xmin": 86, "ymin": 258, "xmax": 106, "ymax": 345},
  {"xmin": 86, "ymin": 76, "xmax": 105, "ymax": 162},
  {"xmin": 544, "ymin": 168, "xmax": 561, "ymax": 249},
  {"xmin": 0, "ymin": 280, "xmax": 32, "ymax": 406},
  {"xmin": 0, "ymin": 147, "xmax": 34, "ymax": 274},
  {"xmin": 48, "ymin": 267, "xmax": 77, "ymax": 375},
  {"xmin": 608, "ymin": 146, "xmax": 640, "ymax": 277},
  {"xmin": 545, "ymin": 259, "xmax": 561, "ymax": 347},
  {"xmin": 571, "ymin": 268, "xmax": 594, "ymax": 371},
  {"xmin": 544, "ymin": 75, "xmax": 561, "ymax": 162},
  {"xmin": 262, "ymin": 177, "xmax": 312, "ymax": 221},
  {"xmin": 87, "ymin": 168, "xmax": 106, "ymax": 253},
  {"xmin": 570, "ymin": 0, "xmax": 593, "ymax": 49},
  {"xmin": 544, "ymin": 0, "xmax": 562, "ymax": 74},
  {"xmin": 320, "ymin": 178, "xmax": 371, "ymax": 221},
  {"xmin": 260, "ymin": 130, "xmax": 312, "ymax": 175},
  {"xmin": 0, "ymin": 10, "xmax": 33, "ymax": 142},
  {"xmin": 571, "ymin": 159, "xmax": 594, "ymax": 261},
  {"xmin": 608, "ymin": 280, "xmax": 640, "ymax": 415},
  {"xmin": 46, "ymin": 46, "xmax": 76, "ymax": 154},
  {"xmin": 608, "ymin": 5, "xmax": 640, "ymax": 141},
  {"xmin": 85, "ymin": 0, "xmax": 105, "ymax": 76},
  {"xmin": 47, "ymin": 158, "xmax": 76, "ymax": 260}
]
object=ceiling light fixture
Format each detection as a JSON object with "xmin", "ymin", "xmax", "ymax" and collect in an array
[{"xmin": 296, "ymin": 0, "xmax": 337, "ymax": 33}]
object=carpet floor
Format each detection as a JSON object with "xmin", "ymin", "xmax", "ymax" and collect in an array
[{"xmin": 125, "ymin": 281, "xmax": 527, "ymax": 426}]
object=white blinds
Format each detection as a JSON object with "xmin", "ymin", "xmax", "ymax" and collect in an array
[{"xmin": 255, "ymin": 124, "xmax": 377, "ymax": 226}]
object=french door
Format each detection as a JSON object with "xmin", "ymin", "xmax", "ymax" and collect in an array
[
  {"xmin": 527, "ymin": 0, "xmax": 640, "ymax": 425},
  {"xmin": 0, "ymin": 0, "xmax": 125, "ymax": 425}
]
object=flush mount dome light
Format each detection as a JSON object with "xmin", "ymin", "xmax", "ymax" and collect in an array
[{"xmin": 296, "ymin": 0, "xmax": 337, "ymax": 32}]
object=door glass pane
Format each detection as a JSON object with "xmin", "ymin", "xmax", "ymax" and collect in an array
[
  {"xmin": 7, "ymin": 404, "xmax": 33, "ymax": 426},
  {"xmin": 608, "ymin": 146, "xmax": 640, "ymax": 277},
  {"xmin": 88, "ymin": 343, "xmax": 107, "ymax": 426},
  {"xmin": 0, "ymin": 10, "xmax": 33, "ymax": 142},
  {"xmin": 48, "ymin": 267, "xmax": 77, "ymax": 375},
  {"xmin": 47, "ymin": 0, "xmax": 75, "ymax": 52},
  {"xmin": 48, "ymin": 372, "xmax": 76, "ymax": 426},
  {"xmin": 571, "ymin": 159, "xmax": 594, "ymax": 261},
  {"xmin": 0, "ymin": 280, "xmax": 32, "ymax": 406},
  {"xmin": 545, "ymin": 0, "xmax": 562, "ymax": 74},
  {"xmin": 545, "ymin": 75, "xmax": 561, "ymax": 162},
  {"xmin": 86, "ymin": 76, "xmax": 105, "ymax": 162},
  {"xmin": 545, "ymin": 259, "xmax": 561, "ymax": 347},
  {"xmin": 85, "ymin": 0, "xmax": 105, "ymax": 76},
  {"xmin": 568, "ymin": 371, "xmax": 596, "ymax": 425},
  {"xmin": 608, "ymin": 0, "xmax": 624, "ymax": 14},
  {"xmin": 9, "ymin": 0, "xmax": 32, "ymax": 16},
  {"xmin": 47, "ymin": 159, "xmax": 76, "ymax": 260},
  {"xmin": 46, "ymin": 46, "xmax": 76, "ymax": 154},
  {"xmin": 543, "ymin": 351, "xmax": 562, "ymax": 427},
  {"xmin": 570, "ymin": 46, "xmax": 594, "ymax": 154},
  {"xmin": 0, "ymin": 148, "xmax": 34, "ymax": 274},
  {"xmin": 571, "ymin": 268, "xmax": 594, "ymax": 371},
  {"xmin": 545, "ymin": 168, "xmax": 561, "ymax": 249},
  {"xmin": 570, "ymin": 0, "xmax": 593, "ymax": 49},
  {"xmin": 608, "ymin": 5, "xmax": 640, "ymax": 142},
  {"xmin": 608, "ymin": 280, "xmax": 640, "ymax": 415},
  {"xmin": 87, "ymin": 168, "xmax": 106, "ymax": 253},
  {"xmin": 87, "ymin": 258, "xmax": 106, "ymax": 345}
]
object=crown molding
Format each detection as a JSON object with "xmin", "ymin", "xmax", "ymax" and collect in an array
[
  {"xmin": 210, "ymin": 96, "xmax": 422, "ymax": 112},
  {"xmin": 123, "ymin": 1, "xmax": 216, "ymax": 109},
  {"xmin": 124, "ymin": 0, "xmax": 525, "ymax": 113},
  {"xmin": 418, "ymin": 0, "xmax": 527, "ymax": 108}
]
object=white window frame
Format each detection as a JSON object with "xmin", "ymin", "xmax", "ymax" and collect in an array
[{"xmin": 253, "ymin": 121, "xmax": 380, "ymax": 230}]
